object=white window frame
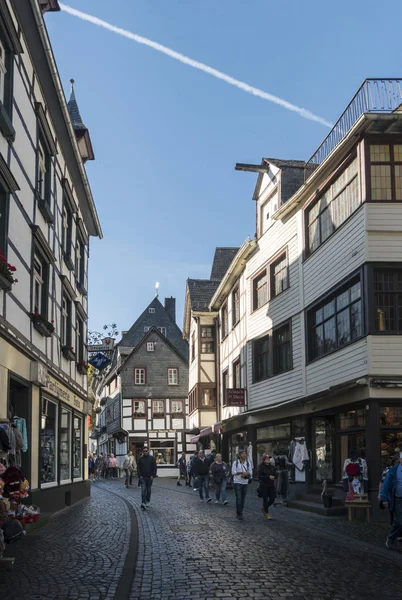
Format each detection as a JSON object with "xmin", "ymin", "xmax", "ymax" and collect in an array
[
  {"xmin": 40, "ymin": 398, "xmax": 59, "ymax": 488},
  {"xmin": 168, "ymin": 368, "xmax": 178, "ymax": 385},
  {"xmin": 75, "ymin": 238, "xmax": 81, "ymax": 275},
  {"xmin": 133, "ymin": 400, "xmax": 146, "ymax": 416},
  {"xmin": 152, "ymin": 400, "xmax": 164, "ymax": 415},
  {"xmin": 73, "ymin": 415, "xmax": 83, "ymax": 481},
  {"xmin": 147, "ymin": 342, "xmax": 155, "ymax": 352},
  {"xmin": 38, "ymin": 138, "xmax": 47, "ymax": 200},
  {"xmin": 61, "ymin": 295, "xmax": 69, "ymax": 346},
  {"xmin": 60, "ymin": 407, "xmax": 72, "ymax": 485},
  {"xmin": 158, "ymin": 326, "xmax": 166, "ymax": 336},
  {"xmin": 134, "ymin": 368, "xmax": 146, "ymax": 385},
  {"xmin": 33, "ymin": 254, "xmax": 43, "ymax": 314},
  {"xmin": 171, "ymin": 400, "xmax": 183, "ymax": 414},
  {"xmin": 0, "ymin": 39, "xmax": 6, "ymax": 106},
  {"xmin": 144, "ymin": 326, "xmax": 150, "ymax": 333},
  {"xmin": 149, "ymin": 308, "xmax": 155, "ymax": 313}
]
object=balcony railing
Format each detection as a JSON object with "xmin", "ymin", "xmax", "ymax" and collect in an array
[{"xmin": 306, "ymin": 79, "xmax": 402, "ymax": 172}]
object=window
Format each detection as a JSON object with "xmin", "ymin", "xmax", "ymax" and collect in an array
[
  {"xmin": 76, "ymin": 315, "xmax": 84, "ymax": 362},
  {"xmin": 168, "ymin": 368, "xmax": 178, "ymax": 385},
  {"xmin": 33, "ymin": 252, "xmax": 47, "ymax": 315},
  {"xmin": 147, "ymin": 342, "xmax": 155, "ymax": 352},
  {"xmin": 307, "ymin": 158, "xmax": 359, "ymax": 254},
  {"xmin": 0, "ymin": 22, "xmax": 15, "ymax": 124},
  {"xmin": 380, "ymin": 406, "xmax": 402, "ymax": 427},
  {"xmin": 59, "ymin": 407, "xmax": 71, "ymax": 482},
  {"xmin": 149, "ymin": 308, "xmax": 155, "ymax": 313},
  {"xmin": 370, "ymin": 144, "xmax": 402, "ymax": 201},
  {"xmin": 202, "ymin": 388, "xmax": 216, "ymax": 407},
  {"xmin": 273, "ymin": 322, "xmax": 292, "ymax": 374},
  {"xmin": 201, "ymin": 342, "xmax": 214, "ymax": 353},
  {"xmin": 233, "ymin": 358, "xmax": 241, "ymax": 389},
  {"xmin": 221, "ymin": 303, "xmax": 228, "ymax": 338},
  {"xmin": 150, "ymin": 440, "xmax": 174, "ymax": 465},
  {"xmin": 271, "ymin": 252, "xmax": 289, "ymax": 298},
  {"xmin": 201, "ymin": 326, "xmax": 213, "ymax": 338},
  {"xmin": 171, "ymin": 400, "xmax": 183, "ymax": 415},
  {"xmin": 339, "ymin": 409, "xmax": 366, "ymax": 430},
  {"xmin": 191, "ymin": 332, "xmax": 195, "ymax": 362},
  {"xmin": 373, "ymin": 269, "xmax": 402, "ymax": 332},
  {"xmin": 158, "ymin": 326, "xmax": 166, "ymax": 337},
  {"xmin": 133, "ymin": 400, "xmax": 146, "ymax": 417},
  {"xmin": 0, "ymin": 39, "xmax": 6, "ymax": 106},
  {"xmin": 73, "ymin": 415, "xmax": 82, "ymax": 479},
  {"xmin": 253, "ymin": 269, "xmax": 268, "ymax": 310},
  {"xmin": 144, "ymin": 326, "xmax": 150, "ymax": 333},
  {"xmin": 257, "ymin": 423, "xmax": 291, "ymax": 440},
  {"xmin": 222, "ymin": 369, "xmax": 229, "ymax": 402},
  {"xmin": 253, "ymin": 335, "xmax": 270, "ymax": 382},
  {"xmin": 134, "ymin": 368, "xmax": 146, "ymax": 385},
  {"xmin": 75, "ymin": 235, "xmax": 85, "ymax": 288},
  {"xmin": 37, "ymin": 135, "xmax": 51, "ymax": 205},
  {"xmin": 40, "ymin": 398, "xmax": 58, "ymax": 485},
  {"xmin": 232, "ymin": 286, "xmax": 240, "ymax": 326},
  {"xmin": 308, "ymin": 276, "xmax": 362, "ymax": 361},
  {"xmin": 152, "ymin": 400, "xmax": 165, "ymax": 416},
  {"xmin": 61, "ymin": 293, "xmax": 72, "ymax": 347},
  {"xmin": 62, "ymin": 201, "xmax": 73, "ymax": 263}
]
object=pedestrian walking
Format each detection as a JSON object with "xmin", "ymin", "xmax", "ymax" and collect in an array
[
  {"xmin": 88, "ymin": 453, "xmax": 95, "ymax": 481},
  {"xmin": 123, "ymin": 451, "xmax": 133, "ymax": 487},
  {"xmin": 210, "ymin": 453, "xmax": 229, "ymax": 505},
  {"xmin": 380, "ymin": 452, "xmax": 402, "ymax": 549},
  {"xmin": 128, "ymin": 450, "xmax": 136, "ymax": 485},
  {"xmin": 206, "ymin": 449, "xmax": 217, "ymax": 467},
  {"xmin": 108, "ymin": 453, "xmax": 118, "ymax": 479},
  {"xmin": 137, "ymin": 446, "xmax": 157, "ymax": 510},
  {"xmin": 177, "ymin": 452, "xmax": 187, "ymax": 486},
  {"xmin": 258, "ymin": 455, "xmax": 277, "ymax": 519},
  {"xmin": 188, "ymin": 451, "xmax": 199, "ymax": 490},
  {"xmin": 231, "ymin": 450, "xmax": 252, "ymax": 520},
  {"xmin": 193, "ymin": 450, "xmax": 211, "ymax": 502}
]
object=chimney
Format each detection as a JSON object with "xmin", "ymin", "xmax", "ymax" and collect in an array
[{"xmin": 164, "ymin": 297, "xmax": 176, "ymax": 323}]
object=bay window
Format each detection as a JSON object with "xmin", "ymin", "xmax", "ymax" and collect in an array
[{"xmin": 370, "ymin": 144, "xmax": 402, "ymax": 201}]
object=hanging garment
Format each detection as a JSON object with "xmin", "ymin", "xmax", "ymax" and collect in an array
[
  {"xmin": 13, "ymin": 418, "xmax": 28, "ymax": 453},
  {"xmin": 292, "ymin": 441, "xmax": 309, "ymax": 471},
  {"xmin": 342, "ymin": 457, "xmax": 368, "ymax": 493}
]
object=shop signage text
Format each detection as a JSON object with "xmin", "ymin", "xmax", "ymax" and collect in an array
[
  {"xmin": 45, "ymin": 374, "xmax": 84, "ymax": 412},
  {"xmin": 149, "ymin": 430, "xmax": 175, "ymax": 434},
  {"xmin": 225, "ymin": 389, "xmax": 246, "ymax": 407}
]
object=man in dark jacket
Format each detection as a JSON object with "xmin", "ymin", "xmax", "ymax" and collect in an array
[
  {"xmin": 137, "ymin": 447, "xmax": 157, "ymax": 510},
  {"xmin": 193, "ymin": 450, "xmax": 211, "ymax": 502},
  {"xmin": 380, "ymin": 452, "xmax": 402, "ymax": 548}
]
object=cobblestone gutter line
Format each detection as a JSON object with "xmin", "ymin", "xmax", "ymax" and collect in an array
[{"xmin": 0, "ymin": 485, "xmax": 133, "ymax": 600}]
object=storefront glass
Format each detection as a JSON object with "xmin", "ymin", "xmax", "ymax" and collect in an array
[
  {"xmin": 339, "ymin": 409, "xmax": 366, "ymax": 429},
  {"xmin": 150, "ymin": 440, "xmax": 175, "ymax": 464},
  {"xmin": 60, "ymin": 407, "xmax": 71, "ymax": 482},
  {"xmin": 256, "ymin": 440, "xmax": 290, "ymax": 465},
  {"xmin": 315, "ymin": 418, "xmax": 333, "ymax": 483},
  {"xmin": 73, "ymin": 415, "xmax": 82, "ymax": 479},
  {"xmin": 230, "ymin": 431, "xmax": 247, "ymax": 465},
  {"xmin": 380, "ymin": 406, "xmax": 402, "ymax": 427},
  {"xmin": 340, "ymin": 433, "xmax": 366, "ymax": 474},
  {"xmin": 40, "ymin": 398, "xmax": 58, "ymax": 485},
  {"xmin": 381, "ymin": 431, "xmax": 402, "ymax": 470},
  {"xmin": 257, "ymin": 423, "xmax": 290, "ymax": 440}
]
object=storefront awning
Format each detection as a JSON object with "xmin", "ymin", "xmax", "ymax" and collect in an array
[
  {"xmin": 190, "ymin": 426, "xmax": 213, "ymax": 443},
  {"xmin": 190, "ymin": 434, "xmax": 200, "ymax": 444},
  {"xmin": 213, "ymin": 421, "xmax": 222, "ymax": 433}
]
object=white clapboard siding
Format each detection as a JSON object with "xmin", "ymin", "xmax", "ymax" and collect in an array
[
  {"xmin": 303, "ymin": 206, "xmax": 365, "ymax": 307},
  {"xmin": 306, "ymin": 339, "xmax": 368, "ymax": 395},
  {"xmin": 247, "ymin": 214, "xmax": 300, "ymax": 340},
  {"xmin": 247, "ymin": 315, "xmax": 304, "ymax": 410},
  {"xmin": 368, "ymin": 336, "xmax": 402, "ymax": 377},
  {"xmin": 367, "ymin": 232, "xmax": 402, "ymax": 262},
  {"xmin": 366, "ymin": 203, "xmax": 402, "ymax": 232}
]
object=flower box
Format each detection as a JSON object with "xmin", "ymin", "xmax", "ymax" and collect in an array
[
  {"xmin": 77, "ymin": 361, "xmax": 88, "ymax": 375},
  {"xmin": 63, "ymin": 252, "xmax": 74, "ymax": 272},
  {"xmin": 76, "ymin": 280, "xmax": 87, "ymax": 296},
  {"xmin": 0, "ymin": 250, "xmax": 17, "ymax": 292},
  {"xmin": 153, "ymin": 413, "xmax": 165, "ymax": 418},
  {"xmin": 37, "ymin": 196, "xmax": 54, "ymax": 223},
  {"xmin": 0, "ymin": 272, "xmax": 12, "ymax": 292},
  {"xmin": 172, "ymin": 412, "xmax": 184, "ymax": 418},
  {"xmin": 62, "ymin": 346, "xmax": 76, "ymax": 361},
  {"xmin": 32, "ymin": 313, "xmax": 54, "ymax": 337},
  {"xmin": 134, "ymin": 412, "xmax": 146, "ymax": 418}
]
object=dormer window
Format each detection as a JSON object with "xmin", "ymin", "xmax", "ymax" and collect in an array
[
  {"xmin": 149, "ymin": 308, "xmax": 155, "ymax": 313},
  {"xmin": 147, "ymin": 342, "xmax": 154, "ymax": 352}
]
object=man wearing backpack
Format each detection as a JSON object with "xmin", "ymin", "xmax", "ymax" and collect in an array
[{"xmin": 231, "ymin": 450, "xmax": 252, "ymax": 520}]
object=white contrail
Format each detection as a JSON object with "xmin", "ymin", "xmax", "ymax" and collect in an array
[{"xmin": 59, "ymin": 3, "xmax": 332, "ymax": 128}]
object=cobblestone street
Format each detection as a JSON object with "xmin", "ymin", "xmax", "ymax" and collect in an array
[{"xmin": 1, "ymin": 478, "xmax": 401, "ymax": 600}]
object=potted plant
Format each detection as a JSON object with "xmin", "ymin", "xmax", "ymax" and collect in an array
[
  {"xmin": 317, "ymin": 462, "xmax": 334, "ymax": 508},
  {"xmin": 134, "ymin": 412, "xmax": 146, "ymax": 418},
  {"xmin": 153, "ymin": 412, "xmax": 165, "ymax": 418},
  {"xmin": 62, "ymin": 345, "xmax": 76, "ymax": 361},
  {"xmin": 31, "ymin": 312, "xmax": 54, "ymax": 337},
  {"xmin": 77, "ymin": 359, "xmax": 88, "ymax": 374},
  {"xmin": 0, "ymin": 251, "xmax": 18, "ymax": 292},
  {"xmin": 172, "ymin": 411, "xmax": 184, "ymax": 418}
]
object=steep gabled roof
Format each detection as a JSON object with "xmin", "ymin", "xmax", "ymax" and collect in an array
[
  {"xmin": 187, "ymin": 279, "xmax": 220, "ymax": 311},
  {"xmin": 210, "ymin": 247, "xmax": 240, "ymax": 281},
  {"xmin": 118, "ymin": 326, "xmax": 188, "ymax": 372}
]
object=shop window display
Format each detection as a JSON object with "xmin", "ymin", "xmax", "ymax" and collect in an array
[
  {"xmin": 340, "ymin": 433, "xmax": 366, "ymax": 477},
  {"xmin": 380, "ymin": 406, "xmax": 402, "ymax": 427},
  {"xmin": 150, "ymin": 440, "xmax": 174, "ymax": 464},
  {"xmin": 230, "ymin": 431, "xmax": 247, "ymax": 465},
  {"xmin": 60, "ymin": 408, "xmax": 71, "ymax": 482},
  {"xmin": 380, "ymin": 431, "xmax": 402, "ymax": 470},
  {"xmin": 339, "ymin": 409, "xmax": 366, "ymax": 429},
  {"xmin": 257, "ymin": 423, "xmax": 291, "ymax": 440},
  {"xmin": 73, "ymin": 416, "xmax": 82, "ymax": 479},
  {"xmin": 40, "ymin": 399, "xmax": 58, "ymax": 485}
]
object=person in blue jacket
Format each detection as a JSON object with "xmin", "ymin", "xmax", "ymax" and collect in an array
[{"xmin": 380, "ymin": 452, "xmax": 402, "ymax": 549}]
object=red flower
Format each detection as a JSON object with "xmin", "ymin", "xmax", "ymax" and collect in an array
[
  {"xmin": 34, "ymin": 311, "xmax": 39, "ymax": 317},
  {"xmin": 51, "ymin": 320, "xmax": 54, "ymax": 324},
  {"xmin": 9, "ymin": 266, "xmax": 16, "ymax": 272}
]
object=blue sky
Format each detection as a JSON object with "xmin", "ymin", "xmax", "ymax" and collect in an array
[{"xmin": 46, "ymin": 0, "xmax": 402, "ymax": 335}]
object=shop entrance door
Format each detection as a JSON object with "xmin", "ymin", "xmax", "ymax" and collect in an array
[
  {"xmin": 130, "ymin": 440, "xmax": 144, "ymax": 465},
  {"xmin": 312, "ymin": 417, "xmax": 334, "ymax": 486}
]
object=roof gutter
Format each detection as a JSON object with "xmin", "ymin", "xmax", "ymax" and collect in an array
[
  {"xmin": 209, "ymin": 238, "xmax": 258, "ymax": 310},
  {"xmin": 28, "ymin": 2, "xmax": 102, "ymax": 238}
]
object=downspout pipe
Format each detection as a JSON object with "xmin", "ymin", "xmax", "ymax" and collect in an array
[{"xmin": 29, "ymin": 1, "xmax": 102, "ymax": 238}]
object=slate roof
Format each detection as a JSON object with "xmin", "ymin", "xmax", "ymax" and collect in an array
[
  {"xmin": 67, "ymin": 81, "xmax": 87, "ymax": 132},
  {"xmin": 263, "ymin": 158, "xmax": 305, "ymax": 169},
  {"xmin": 210, "ymin": 247, "xmax": 239, "ymax": 281},
  {"xmin": 187, "ymin": 279, "xmax": 221, "ymax": 311}
]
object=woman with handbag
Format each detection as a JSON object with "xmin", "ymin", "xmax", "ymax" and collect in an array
[
  {"xmin": 210, "ymin": 454, "xmax": 229, "ymax": 505},
  {"xmin": 258, "ymin": 455, "xmax": 277, "ymax": 520}
]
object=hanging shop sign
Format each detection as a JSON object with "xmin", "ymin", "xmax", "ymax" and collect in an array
[
  {"xmin": 88, "ymin": 352, "xmax": 111, "ymax": 370},
  {"xmin": 224, "ymin": 389, "xmax": 246, "ymax": 407},
  {"xmin": 88, "ymin": 337, "xmax": 115, "ymax": 353}
]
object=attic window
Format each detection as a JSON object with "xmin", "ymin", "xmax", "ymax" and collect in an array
[
  {"xmin": 147, "ymin": 342, "xmax": 155, "ymax": 352},
  {"xmin": 144, "ymin": 326, "xmax": 150, "ymax": 333},
  {"xmin": 149, "ymin": 308, "xmax": 155, "ymax": 314},
  {"xmin": 158, "ymin": 327, "xmax": 166, "ymax": 337}
]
